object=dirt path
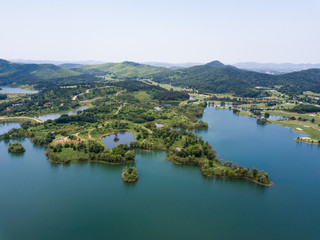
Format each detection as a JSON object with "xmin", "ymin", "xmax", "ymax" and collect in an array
[
  {"xmin": 134, "ymin": 123, "xmax": 152, "ymax": 133},
  {"xmin": 72, "ymin": 88, "xmax": 92, "ymax": 101},
  {"xmin": 115, "ymin": 90, "xmax": 125, "ymax": 96},
  {"xmin": 115, "ymin": 103, "xmax": 126, "ymax": 114},
  {"xmin": 87, "ymin": 129, "xmax": 95, "ymax": 140}
]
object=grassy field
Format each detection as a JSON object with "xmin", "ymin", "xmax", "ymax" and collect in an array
[
  {"xmin": 0, "ymin": 116, "xmax": 43, "ymax": 123},
  {"xmin": 274, "ymin": 121, "xmax": 320, "ymax": 143}
]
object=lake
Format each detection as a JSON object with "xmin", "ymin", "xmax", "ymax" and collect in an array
[
  {"xmin": 37, "ymin": 106, "xmax": 89, "ymax": 121},
  {"xmin": 0, "ymin": 86, "xmax": 39, "ymax": 94},
  {"xmin": 0, "ymin": 106, "xmax": 320, "ymax": 240}
]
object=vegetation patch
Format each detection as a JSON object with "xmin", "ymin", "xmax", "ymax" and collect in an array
[
  {"xmin": 8, "ymin": 141, "xmax": 25, "ymax": 153},
  {"xmin": 122, "ymin": 166, "xmax": 139, "ymax": 183}
]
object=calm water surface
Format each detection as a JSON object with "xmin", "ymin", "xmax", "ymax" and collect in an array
[
  {"xmin": 267, "ymin": 115, "xmax": 290, "ymax": 120},
  {"xmin": 0, "ymin": 107, "xmax": 320, "ymax": 240},
  {"xmin": 37, "ymin": 106, "xmax": 89, "ymax": 121},
  {"xmin": 102, "ymin": 131, "xmax": 136, "ymax": 149},
  {"xmin": 0, "ymin": 86, "xmax": 39, "ymax": 94}
]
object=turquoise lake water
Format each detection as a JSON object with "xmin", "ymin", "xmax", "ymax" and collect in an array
[{"xmin": 0, "ymin": 106, "xmax": 320, "ymax": 240}]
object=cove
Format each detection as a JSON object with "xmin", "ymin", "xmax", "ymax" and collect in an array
[{"xmin": 0, "ymin": 107, "xmax": 320, "ymax": 240}]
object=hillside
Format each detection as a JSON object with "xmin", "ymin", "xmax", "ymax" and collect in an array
[
  {"xmin": 0, "ymin": 59, "xmax": 88, "ymax": 87},
  {"xmin": 150, "ymin": 61, "xmax": 272, "ymax": 97},
  {"xmin": 150, "ymin": 61, "xmax": 320, "ymax": 96},
  {"xmin": 275, "ymin": 69, "xmax": 320, "ymax": 95},
  {"xmin": 70, "ymin": 61, "xmax": 170, "ymax": 79}
]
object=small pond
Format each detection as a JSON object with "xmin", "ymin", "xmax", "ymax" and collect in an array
[
  {"xmin": 267, "ymin": 115, "xmax": 290, "ymax": 120},
  {"xmin": 102, "ymin": 131, "xmax": 136, "ymax": 149}
]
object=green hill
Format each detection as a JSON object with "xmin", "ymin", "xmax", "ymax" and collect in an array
[
  {"xmin": 0, "ymin": 59, "xmax": 99, "ymax": 89},
  {"xmin": 0, "ymin": 59, "xmax": 81, "ymax": 86},
  {"xmin": 275, "ymin": 69, "xmax": 320, "ymax": 95},
  {"xmin": 150, "ymin": 61, "xmax": 320, "ymax": 96},
  {"xmin": 150, "ymin": 61, "xmax": 271, "ymax": 96},
  {"xmin": 70, "ymin": 61, "xmax": 170, "ymax": 79}
]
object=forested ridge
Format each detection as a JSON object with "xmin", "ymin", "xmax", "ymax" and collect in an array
[{"xmin": 150, "ymin": 61, "xmax": 320, "ymax": 96}]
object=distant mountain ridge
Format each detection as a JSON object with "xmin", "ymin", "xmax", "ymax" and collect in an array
[
  {"xmin": 141, "ymin": 62, "xmax": 203, "ymax": 69},
  {"xmin": 70, "ymin": 61, "xmax": 170, "ymax": 79},
  {"xmin": 233, "ymin": 62, "xmax": 320, "ymax": 74}
]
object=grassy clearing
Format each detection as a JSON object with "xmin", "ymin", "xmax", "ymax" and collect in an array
[
  {"xmin": 78, "ymin": 131, "xmax": 89, "ymax": 140},
  {"xmin": 132, "ymin": 91, "xmax": 152, "ymax": 102},
  {"xmin": 237, "ymin": 103, "xmax": 267, "ymax": 108},
  {"xmin": 50, "ymin": 148, "xmax": 88, "ymax": 163}
]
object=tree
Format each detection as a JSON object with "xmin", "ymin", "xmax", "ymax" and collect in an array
[
  {"xmin": 124, "ymin": 151, "xmax": 136, "ymax": 161},
  {"xmin": 252, "ymin": 168, "xmax": 258, "ymax": 178}
]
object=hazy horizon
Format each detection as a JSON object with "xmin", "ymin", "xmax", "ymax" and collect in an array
[
  {"xmin": 1, "ymin": 0, "xmax": 320, "ymax": 64},
  {"xmin": 7, "ymin": 59, "xmax": 320, "ymax": 66}
]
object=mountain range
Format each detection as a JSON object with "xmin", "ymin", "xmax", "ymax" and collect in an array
[
  {"xmin": 1, "ymin": 58, "xmax": 320, "ymax": 96},
  {"xmin": 233, "ymin": 62, "xmax": 320, "ymax": 74}
]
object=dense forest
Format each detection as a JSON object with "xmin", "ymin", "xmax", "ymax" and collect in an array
[{"xmin": 287, "ymin": 104, "xmax": 320, "ymax": 113}]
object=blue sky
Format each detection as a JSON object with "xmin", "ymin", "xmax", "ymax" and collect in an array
[{"xmin": 0, "ymin": 0, "xmax": 319, "ymax": 63}]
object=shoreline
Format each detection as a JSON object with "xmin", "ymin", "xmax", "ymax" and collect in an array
[
  {"xmin": 220, "ymin": 107, "xmax": 320, "ymax": 146},
  {"xmin": 165, "ymin": 155, "xmax": 273, "ymax": 187}
]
